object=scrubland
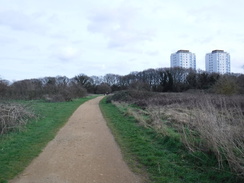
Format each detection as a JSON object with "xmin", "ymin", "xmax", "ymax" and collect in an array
[{"xmin": 106, "ymin": 90, "xmax": 244, "ymax": 181}]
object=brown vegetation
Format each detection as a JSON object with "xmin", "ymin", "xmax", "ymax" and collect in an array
[
  {"xmin": 0, "ymin": 76, "xmax": 87, "ymax": 101},
  {"xmin": 1, "ymin": 68, "xmax": 244, "ymax": 101},
  {"xmin": 182, "ymin": 95, "xmax": 244, "ymax": 175},
  {"xmin": 0, "ymin": 103, "xmax": 36, "ymax": 135},
  {"xmin": 108, "ymin": 90, "xmax": 244, "ymax": 177}
]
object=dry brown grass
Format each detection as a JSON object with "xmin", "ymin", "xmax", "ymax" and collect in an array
[
  {"xmin": 0, "ymin": 103, "xmax": 36, "ymax": 135},
  {"xmin": 109, "ymin": 91, "xmax": 244, "ymax": 176},
  {"xmin": 112, "ymin": 101, "xmax": 150, "ymax": 128},
  {"xmin": 183, "ymin": 95, "xmax": 244, "ymax": 176}
]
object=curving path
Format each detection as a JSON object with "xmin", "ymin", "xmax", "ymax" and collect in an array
[{"xmin": 10, "ymin": 96, "xmax": 142, "ymax": 183}]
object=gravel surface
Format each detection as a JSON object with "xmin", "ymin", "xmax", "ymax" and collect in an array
[{"xmin": 10, "ymin": 96, "xmax": 142, "ymax": 183}]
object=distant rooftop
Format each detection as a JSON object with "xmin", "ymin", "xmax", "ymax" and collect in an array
[
  {"xmin": 212, "ymin": 50, "xmax": 224, "ymax": 53},
  {"xmin": 176, "ymin": 50, "xmax": 189, "ymax": 53}
]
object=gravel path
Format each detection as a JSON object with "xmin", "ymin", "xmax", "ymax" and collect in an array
[{"xmin": 10, "ymin": 96, "xmax": 142, "ymax": 183}]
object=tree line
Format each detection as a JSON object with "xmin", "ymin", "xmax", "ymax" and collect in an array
[{"xmin": 0, "ymin": 67, "xmax": 243, "ymax": 101}]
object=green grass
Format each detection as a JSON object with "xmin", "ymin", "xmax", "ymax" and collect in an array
[
  {"xmin": 0, "ymin": 96, "xmax": 97, "ymax": 182},
  {"xmin": 99, "ymin": 98, "xmax": 242, "ymax": 183}
]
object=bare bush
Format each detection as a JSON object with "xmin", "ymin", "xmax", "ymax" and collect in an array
[
  {"xmin": 0, "ymin": 103, "xmax": 36, "ymax": 135},
  {"xmin": 183, "ymin": 96, "xmax": 244, "ymax": 175},
  {"xmin": 43, "ymin": 94, "xmax": 67, "ymax": 102},
  {"xmin": 158, "ymin": 95, "xmax": 244, "ymax": 176}
]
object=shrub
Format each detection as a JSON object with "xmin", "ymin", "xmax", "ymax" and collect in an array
[
  {"xmin": 106, "ymin": 90, "xmax": 156, "ymax": 104},
  {"xmin": 175, "ymin": 95, "xmax": 244, "ymax": 176},
  {"xmin": 0, "ymin": 103, "xmax": 36, "ymax": 135},
  {"xmin": 212, "ymin": 75, "xmax": 239, "ymax": 95},
  {"xmin": 106, "ymin": 90, "xmax": 132, "ymax": 103},
  {"xmin": 96, "ymin": 83, "xmax": 111, "ymax": 94}
]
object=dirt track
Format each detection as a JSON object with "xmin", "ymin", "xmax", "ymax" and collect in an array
[{"xmin": 10, "ymin": 96, "xmax": 142, "ymax": 183}]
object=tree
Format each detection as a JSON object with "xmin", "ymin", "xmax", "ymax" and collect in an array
[
  {"xmin": 208, "ymin": 73, "xmax": 220, "ymax": 87},
  {"xmin": 0, "ymin": 79, "xmax": 9, "ymax": 98},
  {"xmin": 96, "ymin": 83, "xmax": 111, "ymax": 94},
  {"xmin": 103, "ymin": 74, "xmax": 120, "ymax": 86},
  {"xmin": 103, "ymin": 74, "xmax": 121, "ymax": 92},
  {"xmin": 42, "ymin": 77, "xmax": 58, "ymax": 94},
  {"xmin": 237, "ymin": 74, "xmax": 244, "ymax": 94},
  {"xmin": 68, "ymin": 81, "xmax": 87, "ymax": 98},
  {"xmin": 119, "ymin": 74, "xmax": 137, "ymax": 89},
  {"xmin": 186, "ymin": 70, "xmax": 197, "ymax": 89},
  {"xmin": 73, "ymin": 74, "xmax": 94, "ymax": 93},
  {"xmin": 157, "ymin": 68, "xmax": 173, "ymax": 92},
  {"xmin": 196, "ymin": 70, "xmax": 210, "ymax": 89},
  {"xmin": 169, "ymin": 67, "xmax": 190, "ymax": 92},
  {"xmin": 129, "ymin": 81, "xmax": 151, "ymax": 91},
  {"xmin": 212, "ymin": 75, "xmax": 239, "ymax": 95},
  {"xmin": 90, "ymin": 76, "xmax": 103, "ymax": 85},
  {"xmin": 74, "ymin": 74, "xmax": 91, "ymax": 87}
]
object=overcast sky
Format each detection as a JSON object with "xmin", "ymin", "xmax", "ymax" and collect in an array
[{"xmin": 0, "ymin": 0, "xmax": 244, "ymax": 81}]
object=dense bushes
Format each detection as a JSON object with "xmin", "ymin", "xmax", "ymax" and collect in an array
[
  {"xmin": 213, "ymin": 75, "xmax": 239, "ymax": 95},
  {"xmin": 1, "ymin": 68, "xmax": 244, "ymax": 100},
  {"xmin": 106, "ymin": 90, "xmax": 157, "ymax": 106},
  {"xmin": 0, "ymin": 76, "xmax": 87, "ymax": 101},
  {"xmin": 103, "ymin": 68, "xmax": 244, "ymax": 94}
]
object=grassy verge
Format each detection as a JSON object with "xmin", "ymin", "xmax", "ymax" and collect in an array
[
  {"xmin": 99, "ymin": 98, "xmax": 242, "ymax": 183},
  {"xmin": 0, "ymin": 96, "xmax": 97, "ymax": 182}
]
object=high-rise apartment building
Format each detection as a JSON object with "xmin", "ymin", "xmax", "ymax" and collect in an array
[
  {"xmin": 205, "ymin": 50, "xmax": 230, "ymax": 74},
  {"xmin": 170, "ymin": 50, "xmax": 196, "ymax": 69}
]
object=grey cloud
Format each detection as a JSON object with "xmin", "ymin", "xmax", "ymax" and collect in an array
[
  {"xmin": 145, "ymin": 51, "xmax": 159, "ymax": 56},
  {"xmin": 188, "ymin": 1, "xmax": 244, "ymax": 24},
  {"xmin": 0, "ymin": 36, "xmax": 17, "ymax": 46},
  {"xmin": 178, "ymin": 34, "xmax": 190, "ymax": 39},
  {"xmin": 49, "ymin": 44, "xmax": 81, "ymax": 62},
  {"xmin": 87, "ymin": 8, "xmax": 127, "ymax": 34},
  {"xmin": 87, "ymin": 6, "xmax": 154, "ymax": 49},
  {"xmin": 0, "ymin": 10, "xmax": 47, "ymax": 34},
  {"xmin": 108, "ymin": 30, "xmax": 152, "ymax": 48},
  {"xmin": 194, "ymin": 36, "xmax": 214, "ymax": 44}
]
